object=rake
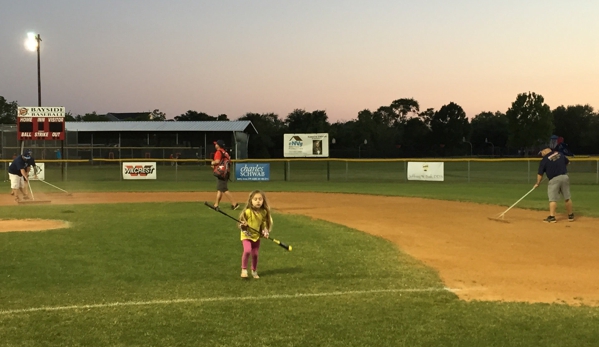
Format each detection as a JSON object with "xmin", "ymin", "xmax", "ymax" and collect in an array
[
  {"xmin": 17, "ymin": 180, "xmax": 51, "ymax": 205},
  {"xmin": 488, "ymin": 185, "xmax": 538, "ymax": 223},
  {"xmin": 38, "ymin": 179, "xmax": 73, "ymax": 196}
]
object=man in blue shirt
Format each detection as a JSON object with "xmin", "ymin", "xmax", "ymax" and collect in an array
[
  {"xmin": 534, "ymin": 148, "xmax": 574, "ymax": 223},
  {"xmin": 8, "ymin": 149, "xmax": 37, "ymax": 202}
]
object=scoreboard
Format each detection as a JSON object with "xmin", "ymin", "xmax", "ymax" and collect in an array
[{"xmin": 17, "ymin": 107, "xmax": 65, "ymax": 140}]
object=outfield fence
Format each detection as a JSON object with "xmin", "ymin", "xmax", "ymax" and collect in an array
[{"xmin": 2, "ymin": 157, "xmax": 599, "ymax": 185}]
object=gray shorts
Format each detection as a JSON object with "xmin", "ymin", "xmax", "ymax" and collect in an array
[
  {"xmin": 216, "ymin": 178, "xmax": 228, "ymax": 192},
  {"xmin": 547, "ymin": 174, "xmax": 571, "ymax": 201}
]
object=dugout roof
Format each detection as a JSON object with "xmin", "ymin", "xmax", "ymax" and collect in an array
[{"xmin": 64, "ymin": 121, "xmax": 258, "ymax": 134}]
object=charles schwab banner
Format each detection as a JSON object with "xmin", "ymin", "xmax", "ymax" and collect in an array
[
  {"xmin": 235, "ymin": 163, "xmax": 270, "ymax": 181},
  {"xmin": 407, "ymin": 162, "xmax": 444, "ymax": 181},
  {"xmin": 283, "ymin": 133, "xmax": 329, "ymax": 157},
  {"xmin": 122, "ymin": 162, "xmax": 157, "ymax": 180}
]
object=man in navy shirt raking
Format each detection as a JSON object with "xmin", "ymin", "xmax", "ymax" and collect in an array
[
  {"xmin": 8, "ymin": 149, "xmax": 37, "ymax": 202},
  {"xmin": 534, "ymin": 148, "xmax": 574, "ymax": 223}
]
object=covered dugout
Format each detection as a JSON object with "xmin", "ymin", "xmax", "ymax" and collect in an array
[{"xmin": 62, "ymin": 121, "xmax": 258, "ymax": 161}]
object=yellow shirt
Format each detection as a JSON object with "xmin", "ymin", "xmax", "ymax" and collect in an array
[{"xmin": 240, "ymin": 208, "xmax": 270, "ymax": 242}]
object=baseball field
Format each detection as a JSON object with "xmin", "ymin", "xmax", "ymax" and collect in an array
[{"xmin": 1, "ymin": 163, "xmax": 598, "ymax": 346}]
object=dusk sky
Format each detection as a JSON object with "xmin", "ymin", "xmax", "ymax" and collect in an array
[{"xmin": 1, "ymin": 0, "xmax": 598, "ymax": 122}]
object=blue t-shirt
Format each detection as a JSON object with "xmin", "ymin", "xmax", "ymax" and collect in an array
[
  {"xmin": 8, "ymin": 156, "xmax": 36, "ymax": 176},
  {"xmin": 538, "ymin": 151, "xmax": 569, "ymax": 180}
]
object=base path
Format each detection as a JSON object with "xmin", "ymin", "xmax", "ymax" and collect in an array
[{"xmin": 1, "ymin": 191, "xmax": 597, "ymax": 306}]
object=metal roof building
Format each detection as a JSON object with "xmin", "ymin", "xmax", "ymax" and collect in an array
[{"xmin": 64, "ymin": 121, "xmax": 258, "ymax": 160}]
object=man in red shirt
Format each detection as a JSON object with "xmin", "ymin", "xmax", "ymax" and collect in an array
[{"xmin": 211, "ymin": 140, "xmax": 239, "ymax": 210}]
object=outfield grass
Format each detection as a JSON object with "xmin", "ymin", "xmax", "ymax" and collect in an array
[{"xmin": 1, "ymin": 203, "xmax": 598, "ymax": 346}]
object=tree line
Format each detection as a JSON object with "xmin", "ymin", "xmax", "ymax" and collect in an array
[{"xmin": 1, "ymin": 93, "xmax": 598, "ymax": 157}]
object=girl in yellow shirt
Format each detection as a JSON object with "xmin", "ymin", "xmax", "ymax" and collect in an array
[{"xmin": 238, "ymin": 190, "xmax": 273, "ymax": 279}]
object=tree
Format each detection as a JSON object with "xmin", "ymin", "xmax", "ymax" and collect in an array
[
  {"xmin": 552, "ymin": 105, "xmax": 594, "ymax": 154},
  {"xmin": 402, "ymin": 117, "xmax": 432, "ymax": 157},
  {"xmin": 390, "ymin": 98, "xmax": 420, "ymax": 123},
  {"xmin": 506, "ymin": 92, "xmax": 553, "ymax": 151},
  {"xmin": 238, "ymin": 112, "xmax": 286, "ymax": 158},
  {"xmin": 285, "ymin": 109, "xmax": 330, "ymax": 133},
  {"xmin": 64, "ymin": 111, "xmax": 77, "ymax": 122},
  {"xmin": 175, "ymin": 111, "xmax": 217, "ymax": 121},
  {"xmin": 470, "ymin": 111, "xmax": 509, "ymax": 155},
  {"xmin": 429, "ymin": 102, "xmax": 470, "ymax": 155},
  {"xmin": 150, "ymin": 109, "xmax": 167, "ymax": 121},
  {"xmin": 81, "ymin": 112, "xmax": 109, "ymax": 121},
  {"xmin": 0, "ymin": 96, "xmax": 18, "ymax": 124}
]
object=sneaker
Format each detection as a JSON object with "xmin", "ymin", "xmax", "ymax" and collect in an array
[
  {"xmin": 568, "ymin": 214, "xmax": 574, "ymax": 222},
  {"xmin": 240, "ymin": 269, "xmax": 248, "ymax": 278},
  {"xmin": 543, "ymin": 216, "xmax": 557, "ymax": 223},
  {"xmin": 232, "ymin": 203, "xmax": 239, "ymax": 210},
  {"xmin": 251, "ymin": 270, "xmax": 259, "ymax": 279}
]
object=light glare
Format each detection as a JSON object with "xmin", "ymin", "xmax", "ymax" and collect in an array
[{"xmin": 25, "ymin": 32, "xmax": 38, "ymax": 51}]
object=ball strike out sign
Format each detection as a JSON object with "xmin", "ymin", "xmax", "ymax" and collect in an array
[{"xmin": 17, "ymin": 107, "xmax": 66, "ymax": 140}]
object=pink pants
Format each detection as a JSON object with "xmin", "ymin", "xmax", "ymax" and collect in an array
[{"xmin": 241, "ymin": 239, "xmax": 261, "ymax": 271}]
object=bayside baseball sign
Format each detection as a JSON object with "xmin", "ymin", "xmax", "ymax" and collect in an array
[{"xmin": 122, "ymin": 162, "xmax": 157, "ymax": 180}]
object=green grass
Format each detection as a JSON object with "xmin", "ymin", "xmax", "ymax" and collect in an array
[
  {"xmin": 2, "ymin": 160, "xmax": 598, "ymax": 346},
  {"xmin": 1, "ymin": 203, "xmax": 598, "ymax": 346}
]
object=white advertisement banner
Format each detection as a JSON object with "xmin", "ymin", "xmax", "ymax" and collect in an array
[
  {"xmin": 407, "ymin": 162, "xmax": 444, "ymax": 181},
  {"xmin": 283, "ymin": 133, "xmax": 329, "ymax": 157},
  {"xmin": 28, "ymin": 163, "xmax": 45, "ymax": 181},
  {"xmin": 122, "ymin": 162, "xmax": 157, "ymax": 180}
]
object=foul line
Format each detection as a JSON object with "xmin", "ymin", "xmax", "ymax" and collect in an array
[{"xmin": 0, "ymin": 287, "xmax": 456, "ymax": 316}]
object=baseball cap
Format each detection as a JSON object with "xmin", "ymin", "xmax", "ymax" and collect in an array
[
  {"xmin": 214, "ymin": 140, "xmax": 225, "ymax": 147},
  {"xmin": 22, "ymin": 149, "xmax": 32, "ymax": 159}
]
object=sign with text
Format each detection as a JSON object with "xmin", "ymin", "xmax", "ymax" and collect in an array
[
  {"xmin": 17, "ymin": 107, "xmax": 65, "ymax": 140},
  {"xmin": 122, "ymin": 162, "xmax": 157, "ymax": 180},
  {"xmin": 283, "ymin": 133, "xmax": 329, "ymax": 157},
  {"xmin": 407, "ymin": 162, "xmax": 444, "ymax": 181},
  {"xmin": 235, "ymin": 163, "xmax": 270, "ymax": 181}
]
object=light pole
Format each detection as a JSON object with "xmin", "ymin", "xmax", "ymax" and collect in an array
[
  {"xmin": 25, "ymin": 32, "xmax": 42, "ymax": 106},
  {"xmin": 485, "ymin": 138, "xmax": 495, "ymax": 157},
  {"xmin": 358, "ymin": 139, "xmax": 367, "ymax": 158},
  {"xmin": 462, "ymin": 137, "xmax": 472, "ymax": 157}
]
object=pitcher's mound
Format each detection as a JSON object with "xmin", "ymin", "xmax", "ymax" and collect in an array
[{"xmin": 0, "ymin": 219, "xmax": 70, "ymax": 233}]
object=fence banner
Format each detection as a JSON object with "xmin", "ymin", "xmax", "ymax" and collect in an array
[
  {"xmin": 235, "ymin": 163, "xmax": 270, "ymax": 181},
  {"xmin": 407, "ymin": 162, "xmax": 444, "ymax": 181},
  {"xmin": 28, "ymin": 163, "xmax": 45, "ymax": 181},
  {"xmin": 283, "ymin": 133, "xmax": 329, "ymax": 157},
  {"xmin": 122, "ymin": 162, "xmax": 157, "ymax": 180}
]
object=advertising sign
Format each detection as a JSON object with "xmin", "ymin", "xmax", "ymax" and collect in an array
[
  {"xmin": 28, "ymin": 163, "xmax": 45, "ymax": 181},
  {"xmin": 283, "ymin": 133, "xmax": 329, "ymax": 157},
  {"xmin": 17, "ymin": 107, "xmax": 65, "ymax": 140},
  {"xmin": 407, "ymin": 162, "xmax": 444, "ymax": 181},
  {"xmin": 235, "ymin": 163, "xmax": 270, "ymax": 181},
  {"xmin": 122, "ymin": 162, "xmax": 157, "ymax": 180}
]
